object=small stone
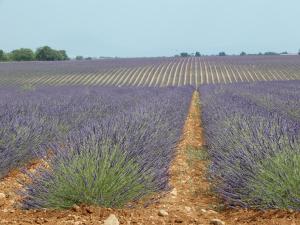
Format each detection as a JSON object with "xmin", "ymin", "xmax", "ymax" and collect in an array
[
  {"xmin": 200, "ymin": 209, "xmax": 207, "ymax": 213},
  {"xmin": 72, "ymin": 204, "xmax": 80, "ymax": 212},
  {"xmin": 0, "ymin": 196, "xmax": 5, "ymax": 206},
  {"xmin": 104, "ymin": 214, "xmax": 120, "ymax": 225},
  {"xmin": 170, "ymin": 188, "xmax": 177, "ymax": 196},
  {"xmin": 158, "ymin": 209, "xmax": 169, "ymax": 217},
  {"xmin": 0, "ymin": 193, "xmax": 6, "ymax": 199},
  {"xmin": 207, "ymin": 210, "xmax": 218, "ymax": 214},
  {"xmin": 9, "ymin": 200, "xmax": 15, "ymax": 205},
  {"xmin": 184, "ymin": 206, "xmax": 192, "ymax": 212},
  {"xmin": 74, "ymin": 222, "xmax": 82, "ymax": 225},
  {"xmin": 210, "ymin": 219, "xmax": 225, "ymax": 225},
  {"xmin": 75, "ymin": 215, "xmax": 81, "ymax": 220}
]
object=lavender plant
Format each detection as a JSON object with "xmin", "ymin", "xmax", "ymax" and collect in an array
[
  {"xmin": 247, "ymin": 148, "xmax": 300, "ymax": 209},
  {"xmin": 23, "ymin": 140, "xmax": 156, "ymax": 209},
  {"xmin": 200, "ymin": 80, "xmax": 300, "ymax": 210}
]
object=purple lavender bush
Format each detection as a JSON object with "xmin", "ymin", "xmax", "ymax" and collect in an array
[
  {"xmin": 200, "ymin": 80, "xmax": 300, "ymax": 210},
  {"xmin": 16, "ymin": 86, "xmax": 192, "ymax": 209},
  {"xmin": 0, "ymin": 88, "xmax": 57, "ymax": 178},
  {"xmin": 0, "ymin": 86, "xmax": 167, "ymax": 179}
]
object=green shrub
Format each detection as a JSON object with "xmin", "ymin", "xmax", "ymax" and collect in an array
[
  {"xmin": 246, "ymin": 150, "xmax": 300, "ymax": 209},
  {"xmin": 25, "ymin": 142, "xmax": 155, "ymax": 209},
  {"xmin": 10, "ymin": 48, "xmax": 35, "ymax": 61}
]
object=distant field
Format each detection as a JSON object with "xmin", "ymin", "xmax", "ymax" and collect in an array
[{"xmin": 0, "ymin": 55, "xmax": 300, "ymax": 87}]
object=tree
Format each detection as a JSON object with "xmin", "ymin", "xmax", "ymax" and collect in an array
[
  {"xmin": 219, "ymin": 52, "xmax": 226, "ymax": 56},
  {"xmin": 298, "ymin": 49, "xmax": 300, "ymax": 55},
  {"xmin": 36, "ymin": 46, "xmax": 56, "ymax": 61},
  {"xmin": 195, "ymin": 52, "xmax": 201, "ymax": 57},
  {"xmin": 35, "ymin": 46, "xmax": 69, "ymax": 61},
  {"xmin": 0, "ymin": 50, "xmax": 4, "ymax": 60},
  {"xmin": 0, "ymin": 50, "xmax": 8, "ymax": 61},
  {"xmin": 10, "ymin": 48, "xmax": 35, "ymax": 61},
  {"xmin": 58, "ymin": 50, "xmax": 69, "ymax": 60},
  {"xmin": 240, "ymin": 52, "xmax": 247, "ymax": 56},
  {"xmin": 264, "ymin": 52, "xmax": 279, "ymax": 56},
  {"xmin": 76, "ymin": 56, "xmax": 84, "ymax": 60},
  {"xmin": 180, "ymin": 52, "xmax": 189, "ymax": 57}
]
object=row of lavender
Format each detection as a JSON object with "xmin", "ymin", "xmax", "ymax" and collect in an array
[
  {"xmin": 0, "ymin": 86, "xmax": 192, "ymax": 208},
  {"xmin": 1, "ymin": 56, "xmax": 300, "ymax": 88},
  {"xmin": 200, "ymin": 80, "xmax": 300, "ymax": 210}
]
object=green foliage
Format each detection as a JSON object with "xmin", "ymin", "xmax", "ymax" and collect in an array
[
  {"xmin": 35, "ymin": 46, "xmax": 69, "ymax": 61},
  {"xmin": 264, "ymin": 52, "xmax": 279, "ymax": 56},
  {"xmin": 0, "ymin": 49, "xmax": 8, "ymax": 61},
  {"xmin": 28, "ymin": 142, "xmax": 155, "ymax": 209},
  {"xmin": 187, "ymin": 146, "xmax": 209, "ymax": 161},
  {"xmin": 1, "ymin": 47, "xmax": 69, "ymax": 62},
  {"xmin": 218, "ymin": 52, "xmax": 226, "ymax": 56},
  {"xmin": 187, "ymin": 146, "xmax": 209, "ymax": 167},
  {"xmin": 240, "ymin": 51, "xmax": 247, "ymax": 56},
  {"xmin": 76, "ymin": 56, "xmax": 84, "ymax": 60},
  {"xmin": 180, "ymin": 52, "xmax": 190, "ymax": 57},
  {"xmin": 246, "ymin": 150, "xmax": 300, "ymax": 209},
  {"xmin": 10, "ymin": 48, "xmax": 35, "ymax": 61},
  {"xmin": 195, "ymin": 52, "xmax": 201, "ymax": 57},
  {"xmin": 58, "ymin": 50, "xmax": 69, "ymax": 60}
]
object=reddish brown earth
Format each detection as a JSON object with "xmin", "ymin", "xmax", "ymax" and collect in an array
[{"xmin": 0, "ymin": 91, "xmax": 300, "ymax": 225}]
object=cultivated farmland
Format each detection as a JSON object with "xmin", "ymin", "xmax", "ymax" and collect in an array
[
  {"xmin": 0, "ymin": 57, "xmax": 300, "ymax": 224},
  {"xmin": 0, "ymin": 55, "xmax": 300, "ymax": 87}
]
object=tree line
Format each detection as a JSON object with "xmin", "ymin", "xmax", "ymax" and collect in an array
[
  {"xmin": 1, "ymin": 47, "xmax": 299, "ymax": 61},
  {"xmin": 178, "ymin": 50, "xmax": 300, "ymax": 57},
  {"xmin": 0, "ymin": 46, "xmax": 69, "ymax": 62}
]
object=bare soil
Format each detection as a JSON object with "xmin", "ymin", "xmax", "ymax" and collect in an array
[{"xmin": 0, "ymin": 91, "xmax": 299, "ymax": 225}]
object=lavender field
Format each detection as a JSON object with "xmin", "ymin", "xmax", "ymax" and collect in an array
[
  {"xmin": 1, "ymin": 57, "xmax": 300, "ymax": 213},
  {"xmin": 0, "ymin": 56, "xmax": 300, "ymax": 87},
  {"xmin": 200, "ymin": 80, "xmax": 300, "ymax": 210}
]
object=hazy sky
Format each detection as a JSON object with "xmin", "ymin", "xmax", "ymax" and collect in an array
[{"xmin": 0, "ymin": 0, "xmax": 299, "ymax": 57}]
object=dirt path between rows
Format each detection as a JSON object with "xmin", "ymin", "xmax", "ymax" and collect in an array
[{"xmin": 0, "ymin": 91, "xmax": 300, "ymax": 225}]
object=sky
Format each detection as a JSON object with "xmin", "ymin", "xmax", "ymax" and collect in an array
[{"xmin": 0, "ymin": 0, "xmax": 299, "ymax": 57}]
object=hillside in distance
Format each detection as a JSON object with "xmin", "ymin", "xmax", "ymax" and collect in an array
[{"xmin": 0, "ymin": 55, "xmax": 300, "ymax": 87}]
